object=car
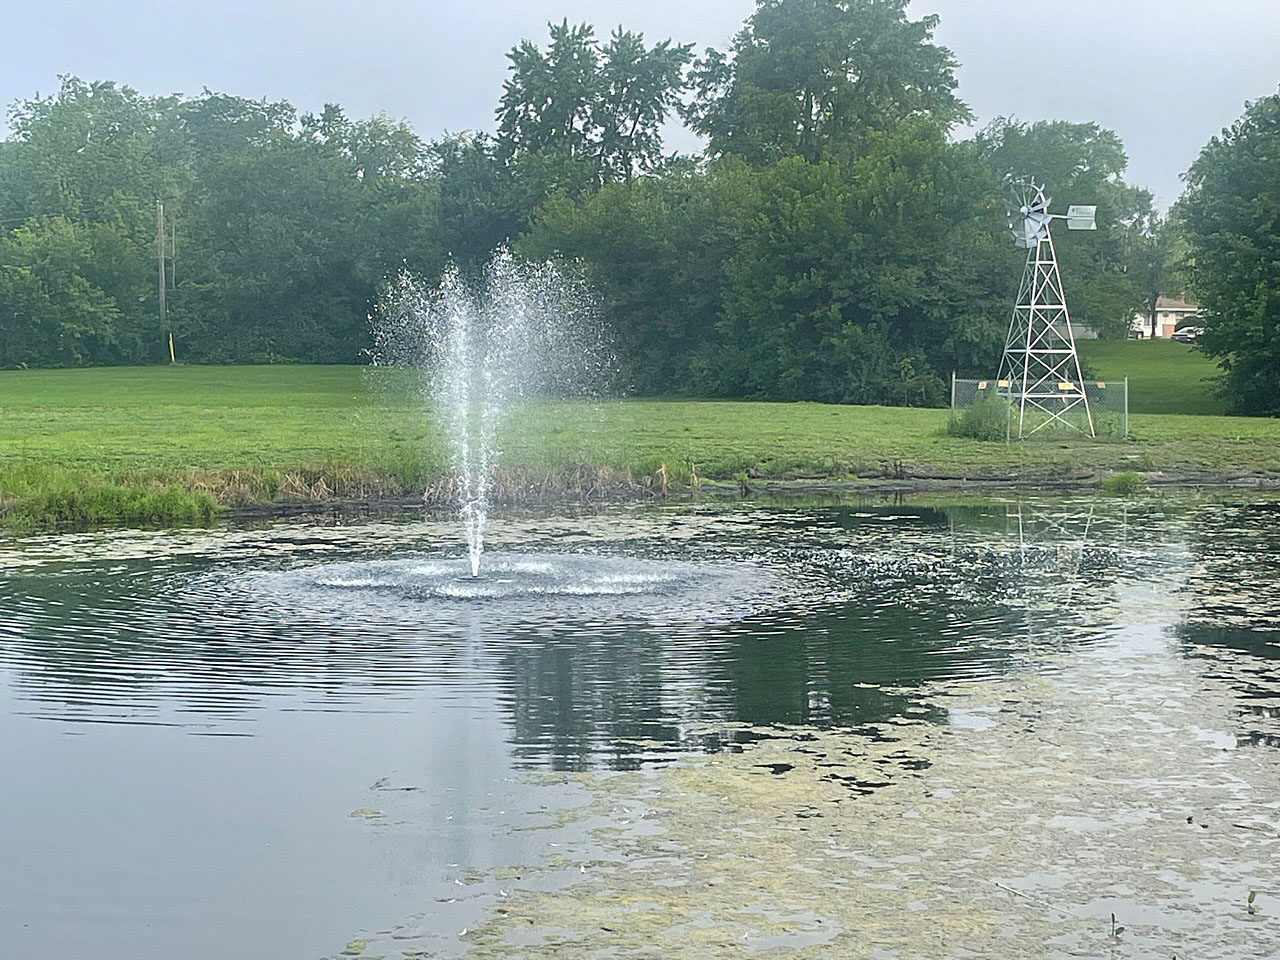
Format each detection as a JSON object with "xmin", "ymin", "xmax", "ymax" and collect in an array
[{"xmin": 1170, "ymin": 326, "xmax": 1204, "ymax": 343}]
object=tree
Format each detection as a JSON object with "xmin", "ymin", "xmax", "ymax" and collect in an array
[
  {"xmin": 301, "ymin": 104, "xmax": 430, "ymax": 181},
  {"xmin": 0, "ymin": 78, "xmax": 446, "ymax": 366},
  {"xmin": 1, "ymin": 78, "xmax": 178, "ymax": 225},
  {"xmin": 0, "ymin": 78, "xmax": 183, "ymax": 362},
  {"xmin": 683, "ymin": 0, "xmax": 970, "ymax": 163},
  {"xmin": 526, "ymin": 118, "xmax": 1010, "ymax": 403},
  {"xmin": 177, "ymin": 89, "xmax": 296, "ymax": 167},
  {"xmin": 520, "ymin": 157, "xmax": 757, "ymax": 392},
  {"xmin": 0, "ymin": 216, "xmax": 120, "ymax": 367},
  {"xmin": 174, "ymin": 115, "xmax": 442, "ymax": 363},
  {"xmin": 1129, "ymin": 214, "xmax": 1189, "ymax": 338},
  {"xmin": 593, "ymin": 28, "xmax": 692, "ymax": 180},
  {"xmin": 496, "ymin": 21, "xmax": 691, "ymax": 186},
  {"xmin": 427, "ymin": 132, "xmax": 529, "ymax": 271},
  {"xmin": 701, "ymin": 121, "xmax": 1006, "ymax": 404},
  {"xmin": 298, "ymin": 103, "xmax": 443, "ymax": 279},
  {"xmin": 1180, "ymin": 90, "xmax": 1280, "ymax": 415}
]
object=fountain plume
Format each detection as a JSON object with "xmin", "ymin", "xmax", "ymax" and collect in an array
[{"xmin": 371, "ymin": 250, "xmax": 613, "ymax": 576}]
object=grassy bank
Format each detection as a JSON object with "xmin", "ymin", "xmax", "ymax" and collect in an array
[
  {"xmin": 2, "ymin": 365, "xmax": 1278, "ymax": 528},
  {"xmin": 1078, "ymin": 339, "xmax": 1225, "ymax": 415}
]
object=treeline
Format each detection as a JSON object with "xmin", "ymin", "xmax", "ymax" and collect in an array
[
  {"xmin": 1, "ymin": 0, "xmax": 1166, "ymax": 406},
  {"xmin": 1179, "ymin": 90, "xmax": 1280, "ymax": 416}
]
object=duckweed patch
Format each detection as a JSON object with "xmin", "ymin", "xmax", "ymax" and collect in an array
[{"xmin": 402, "ymin": 638, "xmax": 1280, "ymax": 960}]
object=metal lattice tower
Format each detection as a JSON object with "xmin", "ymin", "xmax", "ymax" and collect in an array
[{"xmin": 997, "ymin": 179, "xmax": 1097, "ymax": 437}]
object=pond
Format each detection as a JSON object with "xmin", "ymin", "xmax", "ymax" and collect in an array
[{"xmin": 1, "ymin": 496, "xmax": 1277, "ymax": 958}]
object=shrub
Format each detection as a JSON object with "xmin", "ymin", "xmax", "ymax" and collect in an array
[
  {"xmin": 1100, "ymin": 472, "xmax": 1145, "ymax": 496},
  {"xmin": 947, "ymin": 389, "xmax": 1010, "ymax": 441},
  {"xmin": 0, "ymin": 465, "xmax": 220, "ymax": 530},
  {"xmin": 1093, "ymin": 411, "xmax": 1127, "ymax": 439}
]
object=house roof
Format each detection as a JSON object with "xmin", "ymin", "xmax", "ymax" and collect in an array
[{"xmin": 1156, "ymin": 296, "xmax": 1199, "ymax": 311}]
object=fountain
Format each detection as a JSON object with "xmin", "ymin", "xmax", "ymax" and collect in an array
[
  {"xmin": 371, "ymin": 250, "xmax": 613, "ymax": 576},
  {"xmin": 352, "ymin": 251, "xmax": 784, "ymax": 615}
]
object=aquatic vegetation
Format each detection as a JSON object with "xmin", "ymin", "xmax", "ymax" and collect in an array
[
  {"xmin": 427, "ymin": 639, "xmax": 1280, "ymax": 960},
  {"xmin": 0, "ymin": 464, "xmax": 218, "ymax": 530},
  {"xmin": 1100, "ymin": 471, "xmax": 1146, "ymax": 496}
]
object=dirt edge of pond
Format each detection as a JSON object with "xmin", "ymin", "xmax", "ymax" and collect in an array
[{"xmin": 223, "ymin": 466, "xmax": 1280, "ymax": 522}]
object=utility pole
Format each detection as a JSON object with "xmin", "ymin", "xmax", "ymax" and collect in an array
[
  {"xmin": 156, "ymin": 200, "xmax": 166, "ymax": 334},
  {"xmin": 157, "ymin": 200, "xmax": 174, "ymax": 363}
]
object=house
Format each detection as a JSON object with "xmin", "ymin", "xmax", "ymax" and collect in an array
[{"xmin": 1130, "ymin": 296, "xmax": 1201, "ymax": 338}]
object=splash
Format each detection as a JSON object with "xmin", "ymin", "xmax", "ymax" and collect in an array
[{"xmin": 371, "ymin": 250, "xmax": 612, "ymax": 576}]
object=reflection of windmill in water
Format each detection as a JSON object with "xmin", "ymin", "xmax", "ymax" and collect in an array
[
  {"xmin": 998, "ymin": 178, "xmax": 1098, "ymax": 437},
  {"xmin": 1009, "ymin": 502, "xmax": 1097, "ymax": 585},
  {"xmin": 946, "ymin": 501, "xmax": 1130, "ymax": 606}
]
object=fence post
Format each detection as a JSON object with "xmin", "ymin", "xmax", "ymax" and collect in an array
[
  {"xmin": 1123, "ymin": 376, "xmax": 1129, "ymax": 438},
  {"xmin": 950, "ymin": 371, "xmax": 956, "ymax": 410}
]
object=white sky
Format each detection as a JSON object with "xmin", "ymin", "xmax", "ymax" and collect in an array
[{"xmin": 4, "ymin": 0, "xmax": 1278, "ymax": 208}]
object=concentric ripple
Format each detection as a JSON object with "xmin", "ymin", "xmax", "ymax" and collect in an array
[{"xmin": 244, "ymin": 551, "xmax": 783, "ymax": 623}]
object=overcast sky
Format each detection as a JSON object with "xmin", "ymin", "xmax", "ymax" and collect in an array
[{"xmin": 4, "ymin": 0, "xmax": 1278, "ymax": 208}]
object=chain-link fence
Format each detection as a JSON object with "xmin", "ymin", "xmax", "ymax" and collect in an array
[{"xmin": 950, "ymin": 376, "xmax": 1128, "ymax": 441}]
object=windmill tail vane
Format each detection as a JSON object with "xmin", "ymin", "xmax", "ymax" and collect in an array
[{"xmin": 997, "ymin": 178, "xmax": 1098, "ymax": 438}]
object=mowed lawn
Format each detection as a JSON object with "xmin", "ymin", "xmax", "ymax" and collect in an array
[
  {"xmin": 1078, "ymin": 339, "xmax": 1225, "ymax": 415},
  {"xmin": 1, "ymin": 365, "xmax": 1279, "ymax": 510},
  {"xmin": 0, "ymin": 365, "xmax": 417, "ymax": 475}
]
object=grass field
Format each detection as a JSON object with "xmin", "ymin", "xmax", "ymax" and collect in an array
[
  {"xmin": 1, "ymin": 364, "xmax": 1277, "ymax": 528},
  {"xmin": 1078, "ymin": 339, "xmax": 1225, "ymax": 415}
]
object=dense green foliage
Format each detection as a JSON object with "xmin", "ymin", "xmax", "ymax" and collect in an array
[
  {"xmin": 0, "ymin": 463, "xmax": 218, "ymax": 530},
  {"xmin": 1, "ymin": 0, "xmax": 1171, "ymax": 406},
  {"xmin": 520, "ymin": 127, "xmax": 1013, "ymax": 403},
  {"xmin": 682, "ymin": 0, "xmax": 970, "ymax": 163},
  {"xmin": 497, "ymin": 21, "xmax": 692, "ymax": 185},
  {"xmin": 0, "ymin": 81, "xmax": 445, "ymax": 365},
  {"xmin": 1179, "ymin": 90, "xmax": 1280, "ymax": 415},
  {"xmin": 1099, "ymin": 471, "xmax": 1146, "ymax": 496}
]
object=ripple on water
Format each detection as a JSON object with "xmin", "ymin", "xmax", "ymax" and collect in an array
[
  {"xmin": 254, "ymin": 552, "xmax": 775, "ymax": 613},
  {"xmin": 3, "ymin": 500, "xmax": 1280, "ymax": 960},
  {"xmin": 1, "ymin": 499, "xmax": 1253, "ymax": 741}
]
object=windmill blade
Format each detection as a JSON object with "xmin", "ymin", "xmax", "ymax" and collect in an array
[
  {"xmin": 1022, "ymin": 218, "xmax": 1039, "ymax": 247},
  {"xmin": 1009, "ymin": 214, "xmax": 1030, "ymax": 246},
  {"xmin": 1066, "ymin": 205, "xmax": 1097, "ymax": 230},
  {"xmin": 1024, "ymin": 212, "xmax": 1051, "ymax": 245}
]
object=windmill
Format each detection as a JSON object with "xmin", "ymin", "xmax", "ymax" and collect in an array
[{"xmin": 997, "ymin": 178, "xmax": 1098, "ymax": 437}]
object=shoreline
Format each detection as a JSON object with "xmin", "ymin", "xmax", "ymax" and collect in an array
[
  {"xmin": 219, "ymin": 466, "xmax": 1280, "ymax": 522},
  {"xmin": 6, "ymin": 463, "xmax": 1280, "ymax": 533}
]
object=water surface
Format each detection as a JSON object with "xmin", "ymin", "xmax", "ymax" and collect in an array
[{"xmin": 1, "ymin": 498, "xmax": 1277, "ymax": 957}]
